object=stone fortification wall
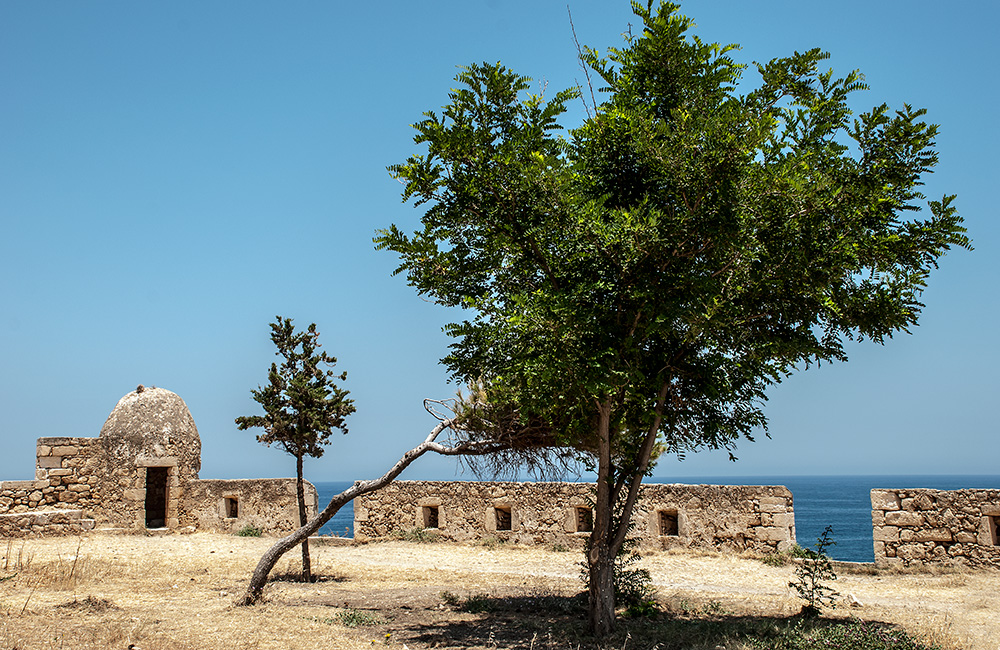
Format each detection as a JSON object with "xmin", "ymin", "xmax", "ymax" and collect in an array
[
  {"xmin": 355, "ymin": 481, "xmax": 795, "ymax": 553},
  {"xmin": 183, "ymin": 479, "xmax": 317, "ymax": 535},
  {"xmin": 872, "ymin": 488, "xmax": 1000, "ymax": 569},
  {"xmin": 0, "ymin": 509, "xmax": 95, "ymax": 538},
  {"xmin": 2, "ymin": 386, "xmax": 314, "ymax": 538}
]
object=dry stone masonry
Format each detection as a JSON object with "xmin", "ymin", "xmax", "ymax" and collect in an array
[
  {"xmin": 1, "ymin": 386, "xmax": 315, "ymax": 538},
  {"xmin": 355, "ymin": 481, "xmax": 796, "ymax": 553},
  {"xmin": 871, "ymin": 488, "xmax": 1000, "ymax": 568}
]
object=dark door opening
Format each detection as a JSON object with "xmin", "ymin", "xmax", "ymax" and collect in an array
[{"xmin": 145, "ymin": 467, "xmax": 168, "ymax": 528}]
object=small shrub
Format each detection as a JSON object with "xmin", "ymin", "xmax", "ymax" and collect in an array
[
  {"xmin": 390, "ymin": 527, "xmax": 439, "ymax": 543},
  {"xmin": 477, "ymin": 535, "xmax": 506, "ymax": 549},
  {"xmin": 622, "ymin": 598, "xmax": 660, "ymax": 619},
  {"xmin": 790, "ymin": 525, "xmax": 839, "ymax": 616},
  {"xmin": 440, "ymin": 590, "xmax": 462, "ymax": 607},
  {"xmin": 337, "ymin": 608, "xmax": 385, "ymax": 628},
  {"xmin": 235, "ymin": 524, "xmax": 263, "ymax": 537},
  {"xmin": 460, "ymin": 593, "xmax": 493, "ymax": 613},
  {"xmin": 549, "ymin": 543, "xmax": 570, "ymax": 552}
]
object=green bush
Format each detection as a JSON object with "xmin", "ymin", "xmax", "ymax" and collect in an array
[
  {"xmin": 337, "ymin": 608, "xmax": 385, "ymax": 628},
  {"xmin": 234, "ymin": 524, "xmax": 263, "ymax": 537}
]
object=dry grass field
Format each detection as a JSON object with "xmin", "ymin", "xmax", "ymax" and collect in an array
[{"xmin": 0, "ymin": 532, "xmax": 996, "ymax": 650}]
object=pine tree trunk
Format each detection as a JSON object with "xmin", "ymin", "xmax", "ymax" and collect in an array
[{"xmin": 295, "ymin": 453, "xmax": 311, "ymax": 582}]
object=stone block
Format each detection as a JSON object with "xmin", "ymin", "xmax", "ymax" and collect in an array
[
  {"xmin": 51, "ymin": 446, "xmax": 79, "ymax": 457},
  {"xmin": 955, "ymin": 532, "xmax": 977, "ymax": 544},
  {"xmin": 896, "ymin": 544, "xmax": 927, "ymax": 561},
  {"xmin": 914, "ymin": 528, "xmax": 953, "ymax": 543},
  {"xmin": 871, "ymin": 491, "xmax": 900, "ymax": 511},
  {"xmin": 58, "ymin": 491, "xmax": 79, "ymax": 503},
  {"xmin": 37, "ymin": 457, "xmax": 63, "ymax": 469},
  {"xmin": 756, "ymin": 526, "xmax": 790, "ymax": 542},
  {"xmin": 68, "ymin": 484, "xmax": 90, "ymax": 493},
  {"xmin": 770, "ymin": 513, "xmax": 795, "ymax": 528},
  {"xmin": 123, "ymin": 489, "xmax": 146, "ymax": 501},
  {"xmin": 885, "ymin": 511, "xmax": 924, "ymax": 527},
  {"xmin": 873, "ymin": 541, "xmax": 885, "ymax": 557},
  {"xmin": 36, "ymin": 445, "xmax": 51, "ymax": 457},
  {"xmin": 873, "ymin": 526, "xmax": 899, "ymax": 542},
  {"xmin": 876, "ymin": 557, "xmax": 904, "ymax": 569}
]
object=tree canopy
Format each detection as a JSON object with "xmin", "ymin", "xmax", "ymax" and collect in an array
[{"xmin": 376, "ymin": 0, "xmax": 969, "ymax": 634}]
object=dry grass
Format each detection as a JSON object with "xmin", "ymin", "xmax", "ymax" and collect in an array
[{"xmin": 0, "ymin": 533, "xmax": 995, "ymax": 649}]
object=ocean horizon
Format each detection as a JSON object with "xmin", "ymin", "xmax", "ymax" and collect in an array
[{"xmin": 314, "ymin": 474, "xmax": 1000, "ymax": 563}]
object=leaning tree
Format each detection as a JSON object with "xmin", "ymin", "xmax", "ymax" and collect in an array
[{"xmin": 376, "ymin": 1, "xmax": 970, "ymax": 635}]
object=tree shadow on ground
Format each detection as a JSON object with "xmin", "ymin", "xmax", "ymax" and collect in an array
[{"xmin": 402, "ymin": 592, "xmax": 899, "ymax": 650}]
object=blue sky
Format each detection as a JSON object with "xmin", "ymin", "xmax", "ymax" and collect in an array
[{"xmin": 2, "ymin": 1, "xmax": 996, "ymax": 484}]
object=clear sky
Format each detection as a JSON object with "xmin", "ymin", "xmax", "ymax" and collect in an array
[{"xmin": 2, "ymin": 1, "xmax": 996, "ymax": 484}]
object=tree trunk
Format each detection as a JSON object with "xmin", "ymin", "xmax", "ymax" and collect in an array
[
  {"xmin": 238, "ymin": 417, "xmax": 494, "ymax": 606},
  {"xmin": 587, "ymin": 398, "xmax": 617, "ymax": 636},
  {"xmin": 295, "ymin": 453, "xmax": 311, "ymax": 582}
]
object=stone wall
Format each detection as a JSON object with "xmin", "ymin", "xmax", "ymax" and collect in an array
[
  {"xmin": 183, "ymin": 479, "xmax": 318, "ymax": 535},
  {"xmin": 355, "ymin": 481, "xmax": 795, "ymax": 553},
  {"xmin": 33, "ymin": 437, "xmax": 104, "ymax": 514},
  {"xmin": 0, "ymin": 509, "xmax": 96, "ymax": 538},
  {"xmin": 871, "ymin": 488, "xmax": 1000, "ymax": 568}
]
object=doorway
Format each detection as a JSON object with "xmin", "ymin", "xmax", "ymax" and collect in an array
[{"xmin": 144, "ymin": 467, "xmax": 168, "ymax": 528}]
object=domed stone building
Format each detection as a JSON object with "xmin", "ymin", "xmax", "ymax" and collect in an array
[{"xmin": 0, "ymin": 386, "xmax": 315, "ymax": 537}]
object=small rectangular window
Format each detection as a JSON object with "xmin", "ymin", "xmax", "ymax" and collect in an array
[
  {"xmin": 659, "ymin": 510, "xmax": 678, "ymax": 536},
  {"xmin": 990, "ymin": 515, "xmax": 999, "ymax": 546},
  {"xmin": 225, "ymin": 497, "xmax": 239, "ymax": 519},
  {"xmin": 576, "ymin": 507, "xmax": 594, "ymax": 533},
  {"xmin": 495, "ymin": 506, "xmax": 512, "ymax": 531},
  {"xmin": 422, "ymin": 505, "xmax": 440, "ymax": 529}
]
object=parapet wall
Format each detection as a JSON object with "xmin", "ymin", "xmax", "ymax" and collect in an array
[
  {"xmin": 355, "ymin": 481, "xmax": 795, "ymax": 553},
  {"xmin": 871, "ymin": 488, "xmax": 1000, "ymax": 569},
  {"xmin": 183, "ymin": 479, "xmax": 317, "ymax": 535}
]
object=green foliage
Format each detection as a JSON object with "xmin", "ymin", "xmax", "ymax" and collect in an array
[
  {"xmin": 746, "ymin": 618, "xmax": 943, "ymax": 650},
  {"xmin": 378, "ymin": 0, "xmax": 969, "ymax": 633},
  {"xmin": 760, "ymin": 544, "xmax": 807, "ymax": 566},
  {"xmin": 790, "ymin": 526, "xmax": 839, "ymax": 615},
  {"xmin": 234, "ymin": 524, "xmax": 263, "ymax": 537},
  {"xmin": 390, "ymin": 527, "xmax": 440, "ymax": 543},
  {"xmin": 336, "ymin": 608, "xmax": 385, "ymax": 628},
  {"xmin": 235, "ymin": 316, "xmax": 355, "ymax": 462}
]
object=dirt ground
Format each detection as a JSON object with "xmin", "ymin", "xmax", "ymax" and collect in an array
[{"xmin": 0, "ymin": 532, "xmax": 996, "ymax": 650}]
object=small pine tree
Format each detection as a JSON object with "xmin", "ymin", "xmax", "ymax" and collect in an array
[
  {"xmin": 790, "ymin": 525, "xmax": 839, "ymax": 616},
  {"xmin": 236, "ymin": 316, "xmax": 355, "ymax": 582}
]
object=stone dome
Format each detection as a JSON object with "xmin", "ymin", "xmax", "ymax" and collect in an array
[{"xmin": 99, "ymin": 385, "xmax": 201, "ymax": 478}]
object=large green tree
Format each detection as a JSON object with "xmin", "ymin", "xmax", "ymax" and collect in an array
[
  {"xmin": 236, "ymin": 316, "xmax": 355, "ymax": 582},
  {"xmin": 376, "ymin": 1, "xmax": 969, "ymax": 635}
]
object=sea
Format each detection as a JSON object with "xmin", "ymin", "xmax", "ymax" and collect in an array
[{"xmin": 314, "ymin": 475, "xmax": 1000, "ymax": 563}]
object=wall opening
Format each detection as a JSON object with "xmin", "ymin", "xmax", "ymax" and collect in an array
[
  {"xmin": 990, "ymin": 515, "xmax": 999, "ymax": 546},
  {"xmin": 422, "ymin": 505, "xmax": 440, "ymax": 529},
  {"xmin": 576, "ymin": 507, "xmax": 593, "ymax": 533},
  {"xmin": 225, "ymin": 496, "xmax": 239, "ymax": 519},
  {"xmin": 495, "ymin": 506, "xmax": 512, "ymax": 531},
  {"xmin": 658, "ymin": 510, "xmax": 679, "ymax": 536},
  {"xmin": 144, "ymin": 467, "xmax": 168, "ymax": 528}
]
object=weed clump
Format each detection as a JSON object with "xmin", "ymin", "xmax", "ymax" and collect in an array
[{"xmin": 235, "ymin": 524, "xmax": 263, "ymax": 537}]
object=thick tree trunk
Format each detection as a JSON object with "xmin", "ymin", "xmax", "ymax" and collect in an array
[
  {"xmin": 238, "ymin": 418, "xmax": 500, "ymax": 606},
  {"xmin": 295, "ymin": 453, "xmax": 311, "ymax": 582},
  {"xmin": 587, "ymin": 398, "xmax": 617, "ymax": 636}
]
